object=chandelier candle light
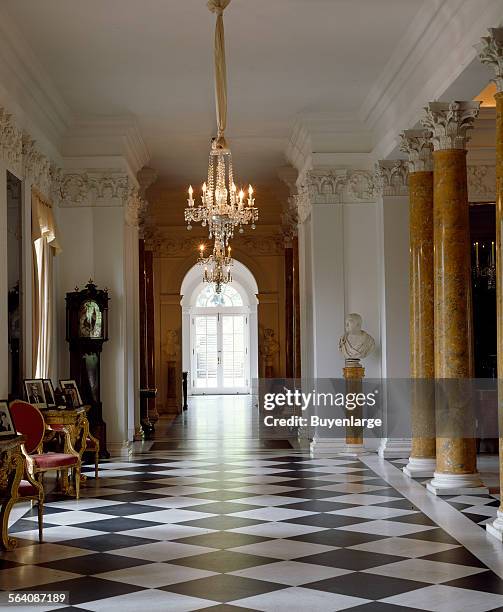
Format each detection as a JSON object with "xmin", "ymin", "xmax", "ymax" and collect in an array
[
  {"xmin": 198, "ymin": 241, "xmax": 233, "ymax": 294},
  {"xmin": 185, "ymin": 0, "xmax": 258, "ymax": 265}
]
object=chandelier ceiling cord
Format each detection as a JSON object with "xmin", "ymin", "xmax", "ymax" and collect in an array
[{"xmin": 185, "ymin": 0, "xmax": 258, "ymax": 249}]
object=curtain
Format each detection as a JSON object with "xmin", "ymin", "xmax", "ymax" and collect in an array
[{"xmin": 32, "ymin": 189, "xmax": 61, "ymax": 378}]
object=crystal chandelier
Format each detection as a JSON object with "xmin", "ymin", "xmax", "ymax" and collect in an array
[
  {"xmin": 198, "ymin": 241, "xmax": 233, "ymax": 294},
  {"xmin": 186, "ymin": 144, "xmax": 257, "ymax": 246},
  {"xmin": 185, "ymin": 0, "xmax": 258, "ymax": 248}
]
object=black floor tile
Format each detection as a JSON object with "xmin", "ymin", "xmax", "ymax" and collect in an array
[
  {"xmin": 186, "ymin": 501, "xmax": 260, "ymax": 514},
  {"xmin": 38, "ymin": 552, "xmax": 152, "ymax": 574},
  {"xmin": 179, "ymin": 515, "xmax": 265, "ymax": 530},
  {"xmin": 444, "ymin": 570, "xmax": 503, "ymax": 594},
  {"xmin": 161, "ymin": 574, "xmax": 284, "ymax": 603},
  {"xmin": 290, "ymin": 529, "xmax": 387, "ymax": 547},
  {"xmin": 86, "ymin": 503, "xmax": 162, "ymax": 516},
  {"xmin": 175, "ymin": 531, "xmax": 270, "ymax": 549},
  {"xmin": 309, "ymin": 572, "xmax": 426, "ymax": 598},
  {"xmin": 42, "ymin": 577, "xmax": 144, "ymax": 605},
  {"xmin": 297, "ymin": 548, "xmax": 405, "ymax": 570},
  {"xmin": 283, "ymin": 513, "xmax": 371, "ymax": 528},
  {"xmin": 170, "ymin": 550, "xmax": 278, "ymax": 572},
  {"xmin": 401, "ymin": 528, "xmax": 460, "ymax": 545},
  {"xmin": 58, "ymin": 533, "xmax": 158, "ymax": 551},
  {"xmin": 281, "ymin": 500, "xmax": 355, "ymax": 513},
  {"xmin": 94, "ymin": 492, "xmax": 168, "ymax": 503},
  {"xmin": 421, "ymin": 546, "xmax": 489, "ymax": 567},
  {"xmin": 71, "ymin": 517, "xmax": 160, "ymax": 533}
]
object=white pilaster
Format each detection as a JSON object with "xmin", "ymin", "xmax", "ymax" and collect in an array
[{"xmin": 376, "ymin": 161, "xmax": 411, "ymax": 459}]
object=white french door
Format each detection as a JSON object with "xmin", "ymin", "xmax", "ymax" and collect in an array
[{"xmin": 191, "ymin": 312, "xmax": 249, "ymax": 394}]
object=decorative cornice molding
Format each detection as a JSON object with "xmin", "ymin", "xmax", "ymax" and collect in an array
[
  {"xmin": 467, "ymin": 164, "xmax": 496, "ymax": 202},
  {"xmin": 375, "ymin": 160, "xmax": 409, "ymax": 197},
  {"xmin": 399, "ymin": 129, "xmax": 434, "ymax": 173},
  {"xmin": 477, "ymin": 28, "xmax": 503, "ymax": 93},
  {"xmin": 421, "ymin": 101, "xmax": 480, "ymax": 151}
]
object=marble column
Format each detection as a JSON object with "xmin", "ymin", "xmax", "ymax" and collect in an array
[
  {"xmin": 422, "ymin": 101, "xmax": 488, "ymax": 495},
  {"xmin": 400, "ymin": 130, "xmax": 436, "ymax": 477},
  {"xmin": 478, "ymin": 27, "xmax": 503, "ymax": 537}
]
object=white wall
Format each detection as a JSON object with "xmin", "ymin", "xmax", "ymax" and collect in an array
[{"xmin": 56, "ymin": 204, "xmax": 136, "ymax": 450}]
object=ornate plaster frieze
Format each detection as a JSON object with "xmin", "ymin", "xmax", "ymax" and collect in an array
[
  {"xmin": 150, "ymin": 233, "xmax": 284, "ymax": 258},
  {"xmin": 0, "ymin": 108, "xmax": 22, "ymax": 176},
  {"xmin": 22, "ymin": 133, "xmax": 53, "ymax": 197},
  {"xmin": 477, "ymin": 28, "xmax": 503, "ymax": 93},
  {"xmin": 467, "ymin": 164, "xmax": 496, "ymax": 202},
  {"xmin": 281, "ymin": 196, "xmax": 299, "ymax": 243},
  {"xmin": 421, "ymin": 101, "xmax": 480, "ymax": 151},
  {"xmin": 375, "ymin": 160, "xmax": 409, "ymax": 197},
  {"xmin": 399, "ymin": 129, "xmax": 434, "ymax": 173},
  {"xmin": 57, "ymin": 171, "xmax": 131, "ymax": 208},
  {"xmin": 294, "ymin": 168, "xmax": 379, "ymax": 224}
]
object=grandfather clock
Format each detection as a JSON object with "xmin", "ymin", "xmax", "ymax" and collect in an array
[{"xmin": 66, "ymin": 280, "xmax": 110, "ymax": 457}]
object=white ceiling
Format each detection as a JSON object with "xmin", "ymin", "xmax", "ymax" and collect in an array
[{"xmin": 4, "ymin": 0, "xmax": 427, "ymax": 185}]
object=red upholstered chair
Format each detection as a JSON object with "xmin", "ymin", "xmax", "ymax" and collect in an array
[
  {"xmin": 85, "ymin": 432, "xmax": 100, "ymax": 479},
  {"xmin": 9, "ymin": 401, "xmax": 81, "ymax": 499},
  {"xmin": 17, "ymin": 474, "xmax": 45, "ymax": 543}
]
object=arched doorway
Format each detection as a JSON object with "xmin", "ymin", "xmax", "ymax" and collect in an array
[{"xmin": 181, "ymin": 261, "xmax": 259, "ymax": 396}]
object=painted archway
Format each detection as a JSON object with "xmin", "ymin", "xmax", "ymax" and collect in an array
[{"xmin": 181, "ymin": 260, "xmax": 259, "ymax": 394}]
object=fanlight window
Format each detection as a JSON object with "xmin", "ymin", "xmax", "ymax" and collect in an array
[{"xmin": 195, "ymin": 284, "xmax": 243, "ymax": 307}]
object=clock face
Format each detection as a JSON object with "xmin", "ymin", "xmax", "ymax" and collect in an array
[{"xmin": 78, "ymin": 300, "xmax": 103, "ymax": 338}]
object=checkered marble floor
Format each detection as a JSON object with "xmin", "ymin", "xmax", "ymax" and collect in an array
[
  {"xmin": 3, "ymin": 452, "xmax": 503, "ymax": 611},
  {"xmin": 389, "ymin": 457, "xmax": 501, "ymax": 529}
]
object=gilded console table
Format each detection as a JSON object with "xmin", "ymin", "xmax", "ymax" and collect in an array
[{"xmin": 42, "ymin": 406, "xmax": 99, "ymax": 484}]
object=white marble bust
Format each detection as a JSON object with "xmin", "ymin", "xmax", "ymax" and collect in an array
[{"xmin": 339, "ymin": 313, "xmax": 375, "ymax": 362}]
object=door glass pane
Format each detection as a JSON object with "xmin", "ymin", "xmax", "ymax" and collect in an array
[
  {"xmin": 194, "ymin": 316, "xmax": 218, "ymax": 388},
  {"xmin": 222, "ymin": 315, "xmax": 246, "ymax": 388}
]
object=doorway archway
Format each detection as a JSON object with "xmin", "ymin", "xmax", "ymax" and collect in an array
[{"xmin": 181, "ymin": 260, "xmax": 259, "ymax": 395}]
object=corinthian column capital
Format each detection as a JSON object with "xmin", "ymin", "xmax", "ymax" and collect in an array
[
  {"xmin": 399, "ymin": 129, "xmax": 434, "ymax": 173},
  {"xmin": 421, "ymin": 101, "xmax": 480, "ymax": 151},
  {"xmin": 476, "ymin": 28, "xmax": 503, "ymax": 93}
]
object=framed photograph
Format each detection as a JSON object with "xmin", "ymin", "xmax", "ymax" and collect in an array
[
  {"xmin": 59, "ymin": 379, "xmax": 83, "ymax": 408},
  {"xmin": 0, "ymin": 402, "xmax": 16, "ymax": 438},
  {"xmin": 24, "ymin": 379, "xmax": 47, "ymax": 409},
  {"xmin": 42, "ymin": 379, "xmax": 56, "ymax": 408}
]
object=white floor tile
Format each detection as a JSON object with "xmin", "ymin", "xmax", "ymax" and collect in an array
[
  {"xmin": 328, "ymin": 505, "xmax": 418, "ymax": 520},
  {"xmin": 229, "ymin": 507, "xmax": 315, "ymax": 522},
  {"xmin": 117, "ymin": 524, "xmax": 215, "ymax": 540},
  {"xmin": 107, "ymin": 541, "xmax": 217, "ymax": 561},
  {"xmin": 348, "ymin": 537, "xmax": 460, "ymax": 558},
  {"xmin": 229, "ymin": 560, "xmax": 352, "ymax": 585},
  {"xmin": 229, "ymin": 522, "xmax": 328, "ymax": 539},
  {"xmin": 338, "ymin": 519, "xmax": 435, "ymax": 537},
  {"xmin": 127, "ymin": 508, "xmax": 217, "ymax": 523},
  {"xmin": 363, "ymin": 558, "xmax": 487, "ymax": 583},
  {"xmin": 229, "ymin": 538, "xmax": 335, "ymax": 559},
  {"xmin": 79, "ymin": 588, "xmax": 216, "ymax": 612},
  {"xmin": 17, "ymin": 526, "xmax": 106, "ymax": 542},
  {"xmin": 328, "ymin": 493, "xmax": 401, "ymax": 505},
  {"xmin": 381, "ymin": 584, "xmax": 503, "ymax": 612},
  {"xmin": 94, "ymin": 562, "xmax": 217, "ymax": 588},
  {"xmin": 231, "ymin": 586, "xmax": 369, "ymax": 611}
]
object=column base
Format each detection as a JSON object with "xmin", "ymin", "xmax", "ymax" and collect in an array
[
  {"xmin": 403, "ymin": 457, "xmax": 436, "ymax": 478},
  {"xmin": 486, "ymin": 509, "xmax": 503, "ymax": 541},
  {"xmin": 378, "ymin": 438, "xmax": 412, "ymax": 459},
  {"xmin": 426, "ymin": 471, "xmax": 489, "ymax": 496},
  {"xmin": 310, "ymin": 438, "xmax": 370, "ymax": 457}
]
